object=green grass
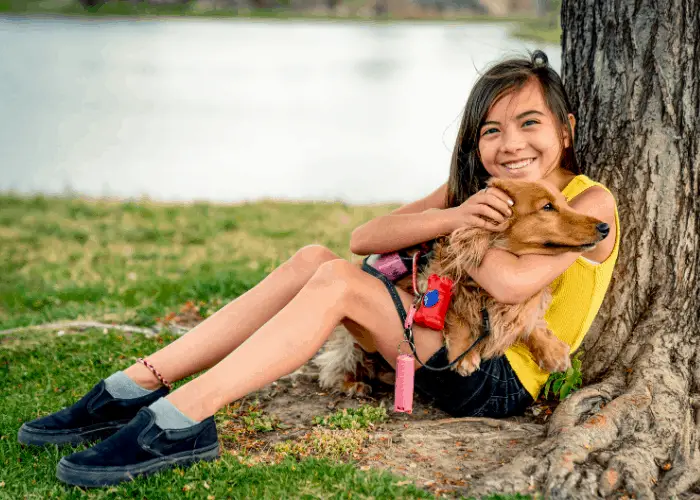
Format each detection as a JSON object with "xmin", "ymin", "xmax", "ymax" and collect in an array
[
  {"xmin": 0, "ymin": 194, "xmax": 385, "ymax": 330},
  {"xmin": 0, "ymin": 330, "xmax": 434, "ymax": 498},
  {"xmin": 0, "ymin": 194, "xmax": 426, "ymax": 499},
  {"xmin": 313, "ymin": 405, "xmax": 388, "ymax": 430},
  {"xmin": 0, "ymin": 193, "xmax": 530, "ymax": 499},
  {"xmin": 510, "ymin": 17, "xmax": 561, "ymax": 44}
]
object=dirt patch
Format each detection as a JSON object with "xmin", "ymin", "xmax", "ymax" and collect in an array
[{"xmin": 219, "ymin": 360, "xmax": 555, "ymax": 497}]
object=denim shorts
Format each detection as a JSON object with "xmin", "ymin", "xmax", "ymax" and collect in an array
[{"xmin": 413, "ymin": 346, "xmax": 534, "ymax": 418}]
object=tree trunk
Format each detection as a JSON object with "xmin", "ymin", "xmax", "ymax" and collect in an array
[{"xmin": 467, "ymin": 1, "xmax": 700, "ymax": 498}]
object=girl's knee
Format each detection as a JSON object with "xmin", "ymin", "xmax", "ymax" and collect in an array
[
  {"xmin": 291, "ymin": 245, "xmax": 338, "ymax": 270},
  {"xmin": 308, "ymin": 259, "xmax": 357, "ymax": 297}
]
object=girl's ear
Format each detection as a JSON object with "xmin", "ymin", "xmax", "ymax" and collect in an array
[{"xmin": 564, "ymin": 113, "xmax": 576, "ymax": 147}]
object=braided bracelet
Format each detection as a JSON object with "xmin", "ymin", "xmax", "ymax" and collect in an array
[{"xmin": 137, "ymin": 358, "xmax": 173, "ymax": 390}]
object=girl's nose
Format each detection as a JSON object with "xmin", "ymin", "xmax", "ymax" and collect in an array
[
  {"xmin": 500, "ymin": 129, "xmax": 526, "ymax": 153},
  {"xmin": 501, "ymin": 127, "xmax": 525, "ymax": 153}
]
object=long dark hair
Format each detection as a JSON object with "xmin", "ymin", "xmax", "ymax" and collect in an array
[{"xmin": 446, "ymin": 50, "xmax": 580, "ymax": 208}]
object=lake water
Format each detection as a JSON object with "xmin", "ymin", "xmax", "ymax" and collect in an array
[{"xmin": 0, "ymin": 17, "xmax": 560, "ymax": 204}]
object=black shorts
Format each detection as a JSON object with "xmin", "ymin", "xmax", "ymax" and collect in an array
[{"xmin": 414, "ymin": 347, "xmax": 534, "ymax": 418}]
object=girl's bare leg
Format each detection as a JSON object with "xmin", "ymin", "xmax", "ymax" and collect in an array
[
  {"xmin": 124, "ymin": 245, "xmax": 340, "ymax": 389},
  {"xmin": 166, "ymin": 259, "xmax": 444, "ymax": 421}
]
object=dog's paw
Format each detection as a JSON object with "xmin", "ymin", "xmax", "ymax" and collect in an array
[
  {"xmin": 454, "ymin": 351, "xmax": 481, "ymax": 376},
  {"xmin": 342, "ymin": 381, "xmax": 372, "ymax": 398},
  {"xmin": 537, "ymin": 340, "xmax": 572, "ymax": 373}
]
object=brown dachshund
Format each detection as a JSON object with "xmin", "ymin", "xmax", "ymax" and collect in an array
[{"xmin": 315, "ymin": 178, "xmax": 608, "ymax": 393}]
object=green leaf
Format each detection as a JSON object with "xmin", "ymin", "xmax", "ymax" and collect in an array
[
  {"xmin": 552, "ymin": 378, "xmax": 564, "ymax": 394},
  {"xmin": 560, "ymin": 379, "xmax": 574, "ymax": 399},
  {"xmin": 572, "ymin": 357, "xmax": 582, "ymax": 371}
]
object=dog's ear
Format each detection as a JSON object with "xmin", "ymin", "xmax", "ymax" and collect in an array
[
  {"xmin": 441, "ymin": 227, "xmax": 492, "ymax": 280},
  {"xmin": 487, "ymin": 178, "xmax": 517, "ymax": 199}
]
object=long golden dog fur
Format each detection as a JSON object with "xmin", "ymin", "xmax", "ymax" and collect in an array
[{"xmin": 315, "ymin": 178, "xmax": 606, "ymax": 393}]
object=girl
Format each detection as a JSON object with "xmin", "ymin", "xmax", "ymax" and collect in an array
[{"xmin": 19, "ymin": 50, "xmax": 619, "ymax": 487}]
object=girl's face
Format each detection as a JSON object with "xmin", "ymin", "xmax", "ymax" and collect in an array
[{"xmin": 478, "ymin": 79, "xmax": 573, "ymax": 183}]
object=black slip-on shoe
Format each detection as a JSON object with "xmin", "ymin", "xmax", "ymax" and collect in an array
[
  {"xmin": 18, "ymin": 381, "xmax": 169, "ymax": 447},
  {"xmin": 56, "ymin": 407, "xmax": 219, "ymax": 487}
]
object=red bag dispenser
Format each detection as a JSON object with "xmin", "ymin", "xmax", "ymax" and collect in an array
[{"xmin": 414, "ymin": 274, "xmax": 453, "ymax": 330}]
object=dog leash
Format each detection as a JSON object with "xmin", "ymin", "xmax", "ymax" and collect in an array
[{"xmin": 362, "ymin": 254, "xmax": 491, "ymax": 372}]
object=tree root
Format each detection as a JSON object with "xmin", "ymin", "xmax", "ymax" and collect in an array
[
  {"xmin": 539, "ymin": 380, "xmax": 652, "ymax": 497},
  {"xmin": 598, "ymin": 442, "xmax": 656, "ymax": 498},
  {"xmin": 0, "ymin": 320, "xmax": 191, "ymax": 338},
  {"xmin": 547, "ymin": 374, "xmax": 626, "ymax": 437},
  {"xmin": 656, "ymin": 454, "xmax": 700, "ymax": 498},
  {"xmin": 655, "ymin": 405, "xmax": 700, "ymax": 497},
  {"xmin": 467, "ymin": 379, "xmax": 653, "ymax": 498}
]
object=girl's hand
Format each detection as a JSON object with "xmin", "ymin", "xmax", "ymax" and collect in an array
[{"xmin": 446, "ymin": 186, "xmax": 513, "ymax": 232}]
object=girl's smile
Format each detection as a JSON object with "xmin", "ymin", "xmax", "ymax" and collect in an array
[
  {"xmin": 478, "ymin": 80, "xmax": 574, "ymax": 187},
  {"xmin": 501, "ymin": 157, "xmax": 535, "ymax": 170}
]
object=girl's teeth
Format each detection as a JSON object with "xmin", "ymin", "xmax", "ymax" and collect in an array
[{"xmin": 504, "ymin": 158, "xmax": 533, "ymax": 170}]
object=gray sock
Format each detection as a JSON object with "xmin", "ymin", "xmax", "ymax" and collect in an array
[
  {"xmin": 149, "ymin": 398, "xmax": 199, "ymax": 430},
  {"xmin": 104, "ymin": 371, "xmax": 155, "ymax": 399}
]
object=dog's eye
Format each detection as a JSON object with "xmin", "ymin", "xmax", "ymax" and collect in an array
[{"xmin": 542, "ymin": 203, "xmax": 555, "ymax": 211}]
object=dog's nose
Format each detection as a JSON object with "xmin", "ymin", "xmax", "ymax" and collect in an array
[{"xmin": 596, "ymin": 222, "xmax": 609, "ymax": 238}]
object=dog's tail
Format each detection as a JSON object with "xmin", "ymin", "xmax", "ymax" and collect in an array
[{"xmin": 313, "ymin": 326, "xmax": 364, "ymax": 391}]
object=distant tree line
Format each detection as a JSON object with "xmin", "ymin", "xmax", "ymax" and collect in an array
[{"xmin": 76, "ymin": 0, "xmax": 552, "ymax": 17}]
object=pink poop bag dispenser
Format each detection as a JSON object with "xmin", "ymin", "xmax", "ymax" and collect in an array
[
  {"xmin": 371, "ymin": 252, "xmax": 409, "ymax": 282},
  {"xmin": 394, "ymin": 353, "xmax": 415, "ymax": 414}
]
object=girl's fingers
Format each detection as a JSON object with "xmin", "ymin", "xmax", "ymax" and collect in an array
[
  {"xmin": 488, "ymin": 219, "xmax": 510, "ymax": 232},
  {"xmin": 469, "ymin": 215, "xmax": 509, "ymax": 232},
  {"xmin": 484, "ymin": 186, "xmax": 513, "ymax": 205},
  {"xmin": 481, "ymin": 188, "xmax": 514, "ymax": 217},
  {"xmin": 474, "ymin": 204, "xmax": 508, "ymax": 224},
  {"xmin": 468, "ymin": 216, "xmax": 492, "ymax": 230},
  {"xmin": 485, "ymin": 196, "xmax": 513, "ymax": 218}
]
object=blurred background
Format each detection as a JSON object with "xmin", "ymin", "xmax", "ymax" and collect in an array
[{"xmin": 0, "ymin": 0, "xmax": 561, "ymax": 205}]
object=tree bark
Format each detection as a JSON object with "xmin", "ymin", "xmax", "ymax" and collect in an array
[{"xmin": 468, "ymin": 1, "xmax": 700, "ymax": 498}]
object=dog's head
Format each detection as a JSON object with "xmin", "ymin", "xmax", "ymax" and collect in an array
[
  {"xmin": 436, "ymin": 178, "xmax": 608, "ymax": 280},
  {"xmin": 487, "ymin": 178, "xmax": 608, "ymax": 256}
]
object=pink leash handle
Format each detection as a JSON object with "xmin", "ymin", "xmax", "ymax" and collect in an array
[
  {"xmin": 395, "ymin": 252, "xmax": 421, "ymax": 414},
  {"xmin": 394, "ymin": 351, "xmax": 415, "ymax": 414}
]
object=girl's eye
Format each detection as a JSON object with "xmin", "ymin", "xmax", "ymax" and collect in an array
[
  {"xmin": 542, "ymin": 203, "xmax": 555, "ymax": 211},
  {"xmin": 523, "ymin": 119, "xmax": 539, "ymax": 127},
  {"xmin": 482, "ymin": 127, "xmax": 499, "ymax": 136}
]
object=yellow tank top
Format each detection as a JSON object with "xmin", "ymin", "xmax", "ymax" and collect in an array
[{"xmin": 504, "ymin": 175, "xmax": 621, "ymax": 399}]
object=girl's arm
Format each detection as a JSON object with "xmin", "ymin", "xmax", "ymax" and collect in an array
[
  {"xmin": 350, "ymin": 183, "xmax": 514, "ymax": 255},
  {"xmin": 349, "ymin": 183, "xmax": 451, "ymax": 255},
  {"xmin": 469, "ymin": 186, "xmax": 618, "ymax": 304}
]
